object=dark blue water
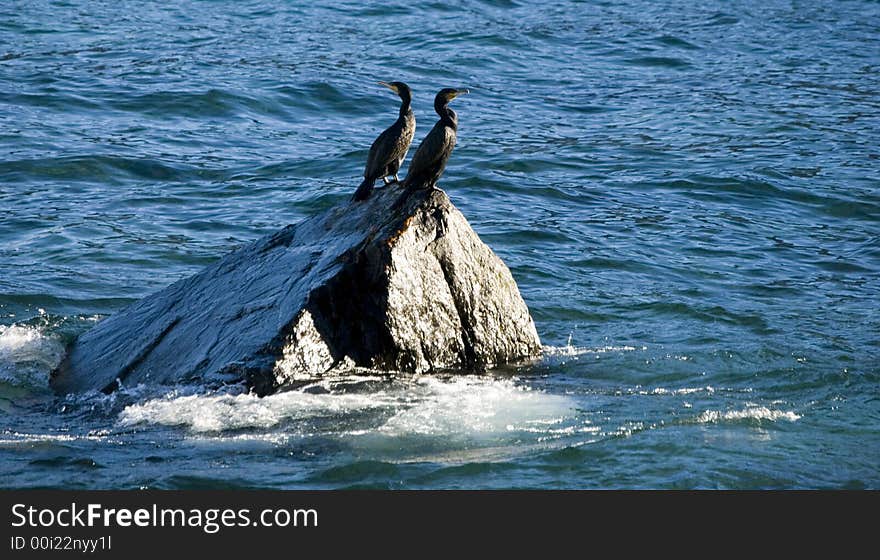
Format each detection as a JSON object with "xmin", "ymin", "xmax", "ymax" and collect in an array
[{"xmin": 1, "ymin": 0, "xmax": 878, "ymax": 489}]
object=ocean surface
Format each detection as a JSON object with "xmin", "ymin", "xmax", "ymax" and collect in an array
[{"xmin": 1, "ymin": 0, "xmax": 878, "ymax": 489}]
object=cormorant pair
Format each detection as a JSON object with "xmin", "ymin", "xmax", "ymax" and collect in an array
[{"xmin": 353, "ymin": 82, "xmax": 468, "ymax": 202}]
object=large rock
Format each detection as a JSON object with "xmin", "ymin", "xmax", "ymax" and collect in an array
[{"xmin": 50, "ymin": 186, "xmax": 542, "ymax": 396}]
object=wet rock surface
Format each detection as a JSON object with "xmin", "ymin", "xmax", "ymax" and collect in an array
[{"xmin": 51, "ymin": 186, "xmax": 542, "ymax": 396}]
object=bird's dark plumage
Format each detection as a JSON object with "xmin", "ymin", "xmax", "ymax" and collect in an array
[
  {"xmin": 353, "ymin": 81, "xmax": 416, "ymax": 201},
  {"xmin": 401, "ymin": 88, "xmax": 469, "ymax": 193}
]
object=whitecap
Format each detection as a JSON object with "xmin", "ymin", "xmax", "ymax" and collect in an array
[
  {"xmin": 695, "ymin": 406, "xmax": 801, "ymax": 424},
  {"xmin": 541, "ymin": 344, "xmax": 645, "ymax": 362},
  {"xmin": 0, "ymin": 430, "xmax": 107, "ymax": 446},
  {"xmin": 643, "ymin": 386, "xmax": 715, "ymax": 396},
  {"xmin": 0, "ymin": 324, "xmax": 64, "ymax": 387}
]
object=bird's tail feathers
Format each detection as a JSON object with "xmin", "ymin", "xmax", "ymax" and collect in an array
[{"xmin": 352, "ymin": 178, "xmax": 374, "ymax": 201}]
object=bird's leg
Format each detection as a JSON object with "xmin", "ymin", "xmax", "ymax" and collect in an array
[
  {"xmin": 382, "ymin": 177, "xmax": 391, "ymax": 185},
  {"xmin": 393, "ymin": 174, "xmax": 400, "ymax": 183}
]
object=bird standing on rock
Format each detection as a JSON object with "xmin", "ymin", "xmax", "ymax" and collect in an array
[
  {"xmin": 352, "ymin": 81, "xmax": 416, "ymax": 201},
  {"xmin": 400, "ymin": 88, "xmax": 469, "ymax": 193}
]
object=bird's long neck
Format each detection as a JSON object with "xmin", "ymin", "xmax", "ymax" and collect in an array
[
  {"xmin": 435, "ymin": 98, "xmax": 457, "ymax": 129},
  {"xmin": 398, "ymin": 91, "xmax": 412, "ymax": 119}
]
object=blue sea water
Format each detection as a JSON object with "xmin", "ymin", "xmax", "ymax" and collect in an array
[{"xmin": 1, "ymin": 0, "xmax": 878, "ymax": 489}]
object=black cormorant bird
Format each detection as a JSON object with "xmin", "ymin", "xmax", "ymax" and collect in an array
[
  {"xmin": 352, "ymin": 81, "xmax": 416, "ymax": 201},
  {"xmin": 400, "ymin": 87, "xmax": 469, "ymax": 192}
]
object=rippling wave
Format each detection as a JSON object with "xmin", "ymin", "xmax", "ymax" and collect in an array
[{"xmin": 1, "ymin": 0, "xmax": 878, "ymax": 489}]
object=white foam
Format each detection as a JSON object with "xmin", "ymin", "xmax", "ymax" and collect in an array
[
  {"xmin": 0, "ymin": 325, "xmax": 54, "ymax": 359},
  {"xmin": 0, "ymin": 324, "xmax": 64, "ymax": 386},
  {"xmin": 377, "ymin": 377, "xmax": 574, "ymax": 438},
  {"xmin": 644, "ymin": 386, "xmax": 715, "ymax": 396},
  {"xmin": 117, "ymin": 376, "xmax": 577, "ymax": 442},
  {"xmin": 0, "ymin": 430, "xmax": 108, "ymax": 446},
  {"xmin": 542, "ymin": 344, "xmax": 644, "ymax": 360},
  {"xmin": 696, "ymin": 406, "xmax": 801, "ymax": 424},
  {"xmin": 118, "ymin": 388, "xmax": 399, "ymax": 433}
]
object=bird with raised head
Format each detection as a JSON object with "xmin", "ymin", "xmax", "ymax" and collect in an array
[
  {"xmin": 352, "ymin": 81, "xmax": 416, "ymax": 201},
  {"xmin": 400, "ymin": 87, "xmax": 469, "ymax": 193}
]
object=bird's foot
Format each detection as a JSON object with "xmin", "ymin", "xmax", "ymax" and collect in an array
[{"xmin": 382, "ymin": 177, "xmax": 391, "ymax": 185}]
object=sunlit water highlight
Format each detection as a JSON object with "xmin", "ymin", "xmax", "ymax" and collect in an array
[{"xmin": 1, "ymin": 0, "xmax": 878, "ymax": 488}]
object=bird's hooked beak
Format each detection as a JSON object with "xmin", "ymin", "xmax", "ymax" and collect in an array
[
  {"xmin": 378, "ymin": 81, "xmax": 399, "ymax": 94},
  {"xmin": 450, "ymin": 88, "xmax": 469, "ymax": 99}
]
